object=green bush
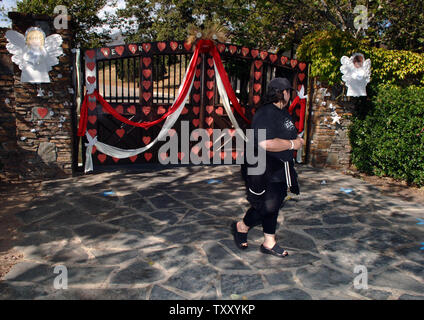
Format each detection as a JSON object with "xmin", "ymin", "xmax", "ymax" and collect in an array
[
  {"xmin": 296, "ymin": 30, "xmax": 424, "ymax": 88},
  {"xmin": 349, "ymin": 85, "xmax": 424, "ymax": 186}
]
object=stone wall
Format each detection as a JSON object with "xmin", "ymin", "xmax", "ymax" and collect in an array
[
  {"xmin": 306, "ymin": 79, "xmax": 354, "ymax": 170},
  {"xmin": 0, "ymin": 13, "xmax": 77, "ymax": 183},
  {"xmin": 0, "ymin": 28, "xmax": 18, "ymax": 182}
]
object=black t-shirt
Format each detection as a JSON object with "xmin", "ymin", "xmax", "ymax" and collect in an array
[{"xmin": 251, "ymin": 103, "xmax": 298, "ymax": 182}]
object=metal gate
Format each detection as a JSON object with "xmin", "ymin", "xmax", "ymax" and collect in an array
[{"xmin": 80, "ymin": 40, "xmax": 308, "ymax": 168}]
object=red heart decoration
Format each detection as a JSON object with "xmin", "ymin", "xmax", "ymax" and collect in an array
[
  {"xmin": 193, "ymin": 94, "xmax": 201, "ymax": 103},
  {"xmin": 97, "ymin": 154, "xmax": 107, "ymax": 163},
  {"xmin": 253, "ymin": 83, "xmax": 261, "ymax": 92},
  {"xmin": 130, "ymin": 155, "xmax": 138, "ymax": 162},
  {"xmin": 142, "ymin": 57, "xmax": 151, "ymax": 67},
  {"xmin": 181, "ymin": 106, "xmax": 188, "ymax": 115},
  {"xmin": 142, "ymin": 92, "xmax": 151, "ymax": 101},
  {"xmin": 142, "ymin": 80, "xmax": 151, "ymax": 90},
  {"xmin": 242, "ymin": 47, "xmax": 249, "ymax": 56},
  {"xmin": 157, "ymin": 106, "xmax": 166, "ymax": 115},
  {"xmin": 116, "ymin": 105, "xmax": 123, "ymax": 114},
  {"xmin": 229, "ymin": 129, "xmax": 235, "ymax": 137},
  {"xmin": 193, "ymin": 106, "xmax": 200, "ymax": 115},
  {"xmin": 85, "ymin": 50, "xmax": 95, "ymax": 59},
  {"xmin": 87, "ymin": 76, "xmax": 96, "ymax": 84},
  {"xmin": 254, "ymin": 72, "xmax": 261, "ymax": 81},
  {"xmin": 253, "ymin": 95, "xmax": 261, "ymax": 104},
  {"xmin": 184, "ymin": 42, "xmax": 192, "ymax": 51},
  {"xmin": 206, "ymin": 117, "xmax": 213, "ymax": 126},
  {"xmin": 206, "ymin": 105, "xmax": 214, "ymax": 114},
  {"xmin": 143, "ymin": 136, "xmax": 151, "ymax": 144},
  {"xmin": 142, "ymin": 106, "xmax": 151, "ymax": 115},
  {"xmin": 207, "ymin": 58, "xmax": 214, "ymax": 67},
  {"xmin": 127, "ymin": 105, "xmax": 136, "ymax": 114},
  {"xmin": 195, "ymin": 69, "xmax": 201, "ymax": 78},
  {"xmin": 160, "ymin": 153, "xmax": 168, "ymax": 161},
  {"xmin": 217, "ymin": 44, "xmax": 226, "ymax": 53},
  {"xmin": 193, "ymin": 81, "xmax": 201, "ymax": 90},
  {"xmin": 298, "ymin": 73, "xmax": 305, "ymax": 82},
  {"xmin": 88, "ymin": 129, "xmax": 97, "ymax": 138},
  {"xmin": 36, "ymin": 107, "xmax": 48, "ymax": 119},
  {"xmin": 260, "ymin": 51, "xmax": 268, "ymax": 60},
  {"xmin": 128, "ymin": 44, "xmax": 137, "ymax": 54},
  {"xmin": 86, "ymin": 62, "xmax": 95, "ymax": 71},
  {"xmin": 209, "ymin": 151, "xmax": 214, "ymax": 158},
  {"xmin": 168, "ymin": 129, "xmax": 176, "ymax": 137},
  {"xmin": 207, "ymin": 128, "xmax": 213, "ymax": 137},
  {"xmin": 206, "ymin": 81, "xmax": 214, "ymax": 90},
  {"xmin": 88, "ymin": 115, "xmax": 97, "ymax": 124},
  {"xmin": 142, "ymin": 43, "xmax": 151, "ymax": 52},
  {"xmin": 115, "ymin": 46, "xmax": 124, "ymax": 56},
  {"xmin": 191, "ymin": 145, "xmax": 200, "ymax": 155},
  {"xmin": 281, "ymin": 56, "xmax": 288, "ymax": 65},
  {"xmin": 251, "ymin": 108, "xmax": 256, "ymax": 115},
  {"xmin": 229, "ymin": 45, "xmax": 237, "ymax": 54},
  {"xmin": 298, "ymin": 62, "xmax": 307, "ymax": 71},
  {"xmin": 205, "ymin": 141, "xmax": 213, "ymax": 149},
  {"xmin": 215, "ymin": 107, "xmax": 223, "ymax": 115},
  {"xmin": 251, "ymin": 49, "xmax": 259, "ymax": 58},
  {"xmin": 232, "ymin": 151, "xmax": 238, "ymax": 160},
  {"xmin": 112, "ymin": 157, "xmax": 119, "ymax": 163},
  {"xmin": 207, "ymin": 69, "xmax": 215, "ymax": 78},
  {"xmin": 178, "ymin": 152, "xmax": 185, "ymax": 161},
  {"xmin": 206, "ymin": 91, "xmax": 214, "ymax": 100},
  {"xmin": 88, "ymin": 100, "xmax": 96, "ymax": 111},
  {"xmin": 254, "ymin": 60, "xmax": 263, "ymax": 69},
  {"xmin": 170, "ymin": 41, "xmax": 178, "ymax": 51},
  {"xmin": 142, "ymin": 69, "xmax": 152, "ymax": 79},
  {"xmin": 192, "ymin": 131, "xmax": 200, "ymax": 140},
  {"xmin": 100, "ymin": 48, "xmax": 110, "ymax": 57},
  {"xmin": 269, "ymin": 54, "xmax": 277, "ymax": 63},
  {"xmin": 157, "ymin": 42, "xmax": 166, "ymax": 51},
  {"xmin": 290, "ymin": 59, "xmax": 298, "ymax": 68},
  {"xmin": 115, "ymin": 128, "xmax": 125, "ymax": 138},
  {"xmin": 102, "ymin": 106, "xmax": 109, "ymax": 114},
  {"xmin": 192, "ymin": 119, "xmax": 200, "ymax": 127}
]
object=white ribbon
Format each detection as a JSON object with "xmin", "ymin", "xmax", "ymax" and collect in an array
[{"xmin": 213, "ymin": 60, "xmax": 248, "ymax": 142}]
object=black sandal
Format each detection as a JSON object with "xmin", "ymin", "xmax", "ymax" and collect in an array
[
  {"xmin": 260, "ymin": 243, "xmax": 289, "ymax": 257},
  {"xmin": 231, "ymin": 222, "xmax": 248, "ymax": 250}
]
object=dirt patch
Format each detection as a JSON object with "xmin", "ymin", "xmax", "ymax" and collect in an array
[
  {"xmin": 0, "ymin": 181, "xmax": 41, "ymax": 280},
  {"xmin": 345, "ymin": 171, "xmax": 424, "ymax": 205}
]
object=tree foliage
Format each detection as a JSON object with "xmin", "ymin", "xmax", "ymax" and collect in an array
[{"xmin": 16, "ymin": 0, "xmax": 110, "ymax": 47}]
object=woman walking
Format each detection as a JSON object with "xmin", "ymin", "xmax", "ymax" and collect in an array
[{"xmin": 233, "ymin": 77, "xmax": 305, "ymax": 258}]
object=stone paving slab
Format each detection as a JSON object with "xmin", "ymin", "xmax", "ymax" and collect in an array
[{"xmin": 1, "ymin": 164, "xmax": 423, "ymax": 300}]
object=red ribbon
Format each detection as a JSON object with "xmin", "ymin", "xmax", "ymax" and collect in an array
[
  {"xmin": 288, "ymin": 96, "xmax": 307, "ymax": 133},
  {"xmin": 78, "ymin": 40, "xmax": 255, "ymax": 137}
]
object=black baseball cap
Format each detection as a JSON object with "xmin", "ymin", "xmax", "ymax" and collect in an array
[{"xmin": 267, "ymin": 77, "xmax": 293, "ymax": 91}]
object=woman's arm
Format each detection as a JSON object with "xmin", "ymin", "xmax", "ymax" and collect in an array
[{"xmin": 259, "ymin": 137, "xmax": 305, "ymax": 152}]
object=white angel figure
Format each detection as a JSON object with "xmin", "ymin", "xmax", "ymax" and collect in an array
[
  {"xmin": 5, "ymin": 27, "xmax": 63, "ymax": 83},
  {"xmin": 340, "ymin": 53, "xmax": 371, "ymax": 97}
]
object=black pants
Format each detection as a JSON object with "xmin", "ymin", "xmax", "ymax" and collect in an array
[{"xmin": 242, "ymin": 181, "xmax": 287, "ymax": 234}]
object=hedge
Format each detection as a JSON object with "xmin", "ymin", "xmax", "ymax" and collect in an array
[{"xmin": 349, "ymin": 85, "xmax": 424, "ymax": 187}]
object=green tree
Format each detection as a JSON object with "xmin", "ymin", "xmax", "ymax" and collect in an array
[{"xmin": 17, "ymin": 0, "xmax": 110, "ymax": 47}]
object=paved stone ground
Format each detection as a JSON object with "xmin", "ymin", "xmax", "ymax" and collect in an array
[{"xmin": 0, "ymin": 165, "xmax": 423, "ymax": 300}]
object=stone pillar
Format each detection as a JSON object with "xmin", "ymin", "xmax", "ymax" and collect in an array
[
  {"xmin": 7, "ymin": 12, "xmax": 76, "ymax": 181},
  {"xmin": 307, "ymin": 79, "xmax": 354, "ymax": 170},
  {"xmin": 0, "ymin": 28, "xmax": 18, "ymax": 182}
]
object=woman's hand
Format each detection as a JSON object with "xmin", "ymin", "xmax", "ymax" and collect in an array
[{"xmin": 292, "ymin": 137, "xmax": 305, "ymax": 150}]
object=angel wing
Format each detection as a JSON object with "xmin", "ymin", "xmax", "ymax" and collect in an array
[
  {"xmin": 44, "ymin": 34, "xmax": 63, "ymax": 70},
  {"xmin": 362, "ymin": 58, "xmax": 371, "ymax": 82},
  {"xmin": 340, "ymin": 56, "xmax": 354, "ymax": 83},
  {"xmin": 5, "ymin": 30, "xmax": 26, "ymax": 70}
]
